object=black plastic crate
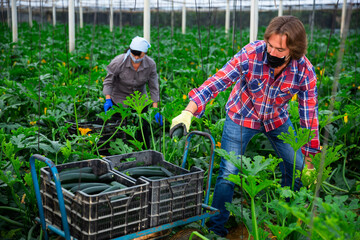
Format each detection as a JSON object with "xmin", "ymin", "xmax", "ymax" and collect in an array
[
  {"xmin": 103, "ymin": 150, "xmax": 204, "ymax": 227},
  {"xmin": 40, "ymin": 159, "xmax": 149, "ymax": 240},
  {"xmin": 65, "ymin": 119, "xmax": 126, "ymax": 155}
]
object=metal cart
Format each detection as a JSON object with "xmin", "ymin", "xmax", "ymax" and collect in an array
[{"xmin": 30, "ymin": 131, "xmax": 219, "ymax": 240}]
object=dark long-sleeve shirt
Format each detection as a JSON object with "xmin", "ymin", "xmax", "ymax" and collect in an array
[{"xmin": 103, "ymin": 53, "xmax": 159, "ymax": 106}]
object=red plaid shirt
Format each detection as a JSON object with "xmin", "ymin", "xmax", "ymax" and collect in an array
[{"xmin": 189, "ymin": 40, "xmax": 320, "ymax": 156}]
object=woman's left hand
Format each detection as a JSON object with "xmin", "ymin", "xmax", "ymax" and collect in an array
[{"xmin": 155, "ymin": 112, "xmax": 163, "ymax": 126}]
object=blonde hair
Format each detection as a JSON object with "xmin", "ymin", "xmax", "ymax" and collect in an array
[{"xmin": 264, "ymin": 16, "xmax": 307, "ymax": 60}]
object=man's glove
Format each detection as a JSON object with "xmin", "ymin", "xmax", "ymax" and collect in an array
[
  {"xmin": 155, "ymin": 112, "xmax": 163, "ymax": 126},
  {"xmin": 170, "ymin": 110, "xmax": 193, "ymax": 138},
  {"xmin": 104, "ymin": 99, "xmax": 114, "ymax": 113}
]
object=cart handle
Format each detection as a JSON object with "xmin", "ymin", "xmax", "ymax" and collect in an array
[
  {"xmin": 29, "ymin": 154, "xmax": 71, "ymax": 240},
  {"xmin": 181, "ymin": 131, "xmax": 215, "ymax": 210}
]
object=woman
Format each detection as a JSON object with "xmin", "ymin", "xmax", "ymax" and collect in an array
[{"xmin": 103, "ymin": 36, "xmax": 162, "ymax": 149}]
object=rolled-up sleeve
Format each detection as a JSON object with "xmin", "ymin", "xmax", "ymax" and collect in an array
[{"xmin": 189, "ymin": 52, "xmax": 243, "ymax": 118}]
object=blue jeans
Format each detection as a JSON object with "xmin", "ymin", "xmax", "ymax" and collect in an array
[{"xmin": 208, "ymin": 115, "xmax": 304, "ymax": 237}]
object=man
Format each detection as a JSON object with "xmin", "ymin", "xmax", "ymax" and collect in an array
[{"xmin": 170, "ymin": 16, "xmax": 320, "ymax": 237}]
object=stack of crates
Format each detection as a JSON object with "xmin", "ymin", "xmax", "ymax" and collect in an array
[
  {"xmin": 40, "ymin": 159, "xmax": 149, "ymax": 240},
  {"xmin": 65, "ymin": 119, "xmax": 126, "ymax": 155},
  {"xmin": 104, "ymin": 150, "xmax": 204, "ymax": 227}
]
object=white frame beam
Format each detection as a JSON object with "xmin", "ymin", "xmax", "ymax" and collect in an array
[
  {"xmin": 182, "ymin": 1, "xmax": 186, "ymax": 34},
  {"xmin": 68, "ymin": 0, "xmax": 75, "ymax": 52},
  {"xmin": 11, "ymin": 0, "xmax": 17, "ymax": 42},
  {"xmin": 250, "ymin": 0, "xmax": 258, "ymax": 42},
  {"xmin": 143, "ymin": 0, "xmax": 150, "ymax": 42}
]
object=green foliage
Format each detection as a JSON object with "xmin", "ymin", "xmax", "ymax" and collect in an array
[{"xmin": 1, "ymin": 23, "xmax": 359, "ymax": 239}]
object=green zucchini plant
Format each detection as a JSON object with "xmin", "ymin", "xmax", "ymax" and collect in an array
[{"xmin": 216, "ymin": 149, "xmax": 275, "ymax": 240}]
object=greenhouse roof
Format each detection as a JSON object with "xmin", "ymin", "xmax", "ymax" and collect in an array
[{"xmin": 12, "ymin": 0, "xmax": 347, "ymax": 11}]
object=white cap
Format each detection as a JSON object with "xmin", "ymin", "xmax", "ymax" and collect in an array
[{"xmin": 129, "ymin": 36, "xmax": 151, "ymax": 53}]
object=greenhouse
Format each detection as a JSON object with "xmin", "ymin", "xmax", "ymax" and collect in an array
[{"xmin": 1, "ymin": 0, "xmax": 359, "ymax": 239}]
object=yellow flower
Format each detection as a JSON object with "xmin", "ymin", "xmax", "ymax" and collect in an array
[
  {"xmin": 182, "ymin": 94, "xmax": 187, "ymax": 100},
  {"xmin": 291, "ymin": 94, "xmax": 297, "ymax": 102},
  {"xmin": 320, "ymin": 68, "xmax": 325, "ymax": 76},
  {"xmin": 329, "ymin": 52, "xmax": 334, "ymax": 57},
  {"xmin": 190, "ymin": 62, "xmax": 194, "ymax": 65},
  {"xmin": 93, "ymin": 66, "xmax": 98, "ymax": 72},
  {"xmin": 358, "ymin": 86, "xmax": 360, "ymax": 90},
  {"xmin": 317, "ymin": 66, "xmax": 320, "ymax": 70},
  {"xmin": 21, "ymin": 194, "xmax": 26, "ymax": 204},
  {"xmin": 216, "ymin": 68, "xmax": 219, "ymax": 72},
  {"xmin": 78, "ymin": 128, "xmax": 92, "ymax": 136},
  {"xmin": 216, "ymin": 142, "xmax": 221, "ymax": 148},
  {"xmin": 325, "ymin": 102, "xmax": 328, "ymax": 107},
  {"xmin": 191, "ymin": 78, "xmax": 194, "ymax": 82},
  {"xmin": 41, "ymin": 59, "xmax": 46, "ymax": 63},
  {"xmin": 102, "ymin": 77, "xmax": 105, "ymax": 82},
  {"xmin": 44, "ymin": 107, "xmax": 47, "ymax": 115},
  {"xmin": 99, "ymin": 97, "xmax": 104, "ymax": 102},
  {"xmin": 13, "ymin": 61, "xmax": 17, "ymax": 66},
  {"xmin": 344, "ymin": 113, "xmax": 348, "ymax": 124},
  {"xmin": 30, "ymin": 121, "xmax": 37, "ymax": 125},
  {"xmin": 210, "ymin": 99, "xmax": 215, "ymax": 105},
  {"xmin": 85, "ymin": 56, "xmax": 90, "ymax": 60},
  {"xmin": 62, "ymin": 62, "xmax": 66, "ymax": 66},
  {"xmin": 96, "ymin": 80, "xmax": 99, "ymax": 84},
  {"xmin": 27, "ymin": 60, "xmax": 30, "ymax": 64},
  {"xmin": 221, "ymin": 48, "xmax": 224, "ymax": 51},
  {"xmin": 353, "ymin": 83, "xmax": 356, "ymax": 87}
]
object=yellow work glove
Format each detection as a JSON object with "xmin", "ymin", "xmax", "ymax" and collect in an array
[{"xmin": 170, "ymin": 110, "xmax": 193, "ymax": 138}]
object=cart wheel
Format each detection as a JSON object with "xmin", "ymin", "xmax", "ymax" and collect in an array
[{"xmin": 169, "ymin": 228, "xmax": 204, "ymax": 240}]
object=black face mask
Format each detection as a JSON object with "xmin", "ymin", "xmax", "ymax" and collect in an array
[{"xmin": 267, "ymin": 52, "xmax": 287, "ymax": 68}]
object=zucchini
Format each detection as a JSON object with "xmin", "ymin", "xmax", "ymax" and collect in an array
[
  {"xmin": 59, "ymin": 167, "xmax": 93, "ymax": 177},
  {"xmin": 61, "ymin": 182, "xmax": 81, "ymax": 190},
  {"xmin": 70, "ymin": 183, "xmax": 110, "ymax": 192},
  {"xmin": 100, "ymin": 185, "xmax": 124, "ymax": 194},
  {"xmin": 81, "ymin": 185, "xmax": 110, "ymax": 195},
  {"xmin": 146, "ymin": 176, "xmax": 165, "ymax": 180},
  {"xmin": 110, "ymin": 195, "xmax": 127, "ymax": 201},
  {"xmin": 160, "ymin": 167, "xmax": 174, "ymax": 177},
  {"xmin": 110, "ymin": 181, "xmax": 128, "ymax": 189},
  {"xmin": 123, "ymin": 166, "xmax": 169, "ymax": 178},
  {"xmin": 98, "ymin": 172, "xmax": 116, "ymax": 182},
  {"xmin": 59, "ymin": 173, "xmax": 98, "ymax": 184}
]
